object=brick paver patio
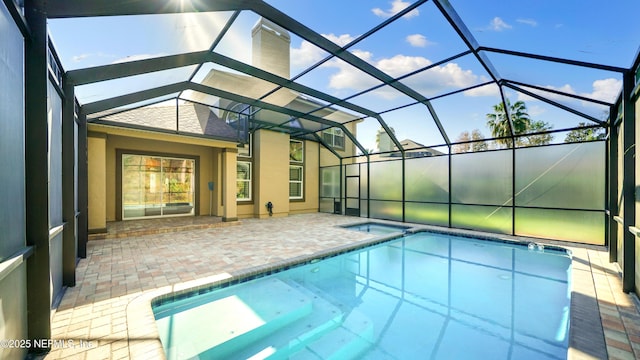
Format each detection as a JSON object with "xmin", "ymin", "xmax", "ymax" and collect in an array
[{"xmin": 43, "ymin": 213, "xmax": 640, "ymax": 359}]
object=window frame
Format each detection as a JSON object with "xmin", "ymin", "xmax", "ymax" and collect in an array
[
  {"xmin": 289, "ymin": 164, "xmax": 304, "ymax": 200},
  {"xmin": 322, "ymin": 127, "xmax": 345, "ymax": 151},
  {"xmin": 236, "ymin": 160, "xmax": 252, "ymax": 202},
  {"xmin": 289, "ymin": 139, "xmax": 305, "ymax": 200}
]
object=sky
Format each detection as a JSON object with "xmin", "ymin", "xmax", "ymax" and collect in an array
[{"xmin": 47, "ymin": 0, "xmax": 640, "ymax": 153}]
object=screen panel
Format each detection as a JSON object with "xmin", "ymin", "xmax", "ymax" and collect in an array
[
  {"xmin": 370, "ymin": 200, "xmax": 403, "ymax": 222},
  {"xmin": 405, "ymin": 155, "xmax": 449, "ymax": 203},
  {"xmin": 451, "ymin": 151, "xmax": 512, "ymax": 206},
  {"xmin": 370, "ymin": 160, "xmax": 402, "ymax": 201},
  {"xmin": 451, "ymin": 204, "xmax": 512, "ymax": 234},
  {"xmin": 515, "ymin": 208, "xmax": 604, "ymax": 244},
  {"xmin": 515, "ymin": 142, "xmax": 605, "ymax": 210},
  {"xmin": 405, "ymin": 203, "xmax": 449, "ymax": 227}
]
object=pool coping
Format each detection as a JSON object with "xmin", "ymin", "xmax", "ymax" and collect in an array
[{"xmin": 131, "ymin": 221, "xmax": 605, "ymax": 360}]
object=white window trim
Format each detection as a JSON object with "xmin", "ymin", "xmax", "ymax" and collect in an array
[
  {"xmin": 289, "ymin": 164, "xmax": 304, "ymax": 200},
  {"xmin": 237, "ymin": 161, "xmax": 252, "ymax": 201}
]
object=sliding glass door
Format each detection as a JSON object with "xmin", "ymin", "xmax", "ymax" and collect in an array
[{"xmin": 122, "ymin": 154, "xmax": 195, "ymax": 219}]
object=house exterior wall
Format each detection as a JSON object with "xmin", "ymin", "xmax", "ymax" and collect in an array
[
  {"xmin": 87, "ymin": 134, "xmax": 107, "ymax": 232},
  {"xmin": 87, "ymin": 125, "xmax": 326, "ymax": 228},
  {"xmin": 253, "ymin": 129, "xmax": 290, "ymax": 218}
]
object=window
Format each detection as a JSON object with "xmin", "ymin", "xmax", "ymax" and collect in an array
[
  {"xmin": 237, "ymin": 161, "xmax": 252, "ymax": 201},
  {"xmin": 122, "ymin": 154, "xmax": 195, "ymax": 219},
  {"xmin": 290, "ymin": 140, "xmax": 304, "ymax": 163},
  {"xmin": 322, "ymin": 127, "xmax": 345, "ymax": 150},
  {"xmin": 289, "ymin": 140, "xmax": 304, "ymax": 199},
  {"xmin": 289, "ymin": 165, "xmax": 303, "ymax": 199}
]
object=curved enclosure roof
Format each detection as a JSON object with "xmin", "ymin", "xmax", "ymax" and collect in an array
[{"xmin": 47, "ymin": 0, "xmax": 640, "ymax": 157}]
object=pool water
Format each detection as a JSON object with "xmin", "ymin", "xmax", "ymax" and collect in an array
[
  {"xmin": 343, "ymin": 222, "xmax": 410, "ymax": 235},
  {"xmin": 153, "ymin": 232, "xmax": 571, "ymax": 360}
]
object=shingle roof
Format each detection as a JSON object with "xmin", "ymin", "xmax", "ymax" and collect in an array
[{"xmin": 101, "ymin": 103, "xmax": 240, "ymax": 140}]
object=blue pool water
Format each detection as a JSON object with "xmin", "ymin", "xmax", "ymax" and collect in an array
[
  {"xmin": 343, "ymin": 222, "xmax": 410, "ymax": 235},
  {"xmin": 153, "ymin": 232, "xmax": 571, "ymax": 360}
]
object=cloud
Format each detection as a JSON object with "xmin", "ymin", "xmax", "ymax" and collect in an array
[
  {"xmin": 291, "ymin": 40, "xmax": 327, "ymax": 68},
  {"xmin": 72, "ymin": 54, "xmax": 91, "ymax": 62},
  {"xmin": 376, "ymin": 55, "xmax": 432, "ymax": 77},
  {"xmin": 517, "ymin": 78, "xmax": 622, "ymax": 106},
  {"xmin": 323, "ymin": 33, "xmax": 357, "ymax": 47},
  {"xmin": 327, "ymin": 54, "xmax": 487, "ymax": 99},
  {"xmin": 291, "ymin": 35, "xmax": 494, "ymax": 100},
  {"xmin": 291, "ymin": 33, "xmax": 363, "ymax": 70},
  {"xmin": 588, "ymin": 78, "xmax": 622, "ymax": 103},
  {"xmin": 405, "ymin": 34, "xmax": 434, "ymax": 48},
  {"xmin": 488, "ymin": 17, "xmax": 512, "ymax": 31},
  {"xmin": 372, "ymin": 0, "xmax": 419, "ymax": 19},
  {"xmin": 465, "ymin": 84, "xmax": 501, "ymax": 97},
  {"xmin": 516, "ymin": 18, "xmax": 538, "ymax": 27}
]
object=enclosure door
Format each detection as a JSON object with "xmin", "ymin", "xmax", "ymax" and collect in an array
[
  {"xmin": 345, "ymin": 164, "xmax": 360, "ymax": 217},
  {"xmin": 122, "ymin": 154, "xmax": 195, "ymax": 219}
]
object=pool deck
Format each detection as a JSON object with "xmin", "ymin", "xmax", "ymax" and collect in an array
[{"xmin": 43, "ymin": 213, "xmax": 640, "ymax": 360}]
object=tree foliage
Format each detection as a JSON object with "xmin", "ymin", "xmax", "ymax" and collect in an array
[
  {"xmin": 486, "ymin": 100, "xmax": 553, "ymax": 148},
  {"xmin": 564, "ymin": 122, "xmax": 606, "ymax": 143},
  {"xmin": 453, "ymin": 129, "xmax": 488, "ymax": 153}
]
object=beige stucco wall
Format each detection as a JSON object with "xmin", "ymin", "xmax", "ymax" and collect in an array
[
  {"xmin": 253, "ymin": 130, "xmax": 290, "ymax": 218},
  {"xmin": 88, "ymin": 134, "xmax": 107, "ymax": 231},
  {"xmin": 236, "ymin": 133, "xmax": 320, "ymax": 218}
]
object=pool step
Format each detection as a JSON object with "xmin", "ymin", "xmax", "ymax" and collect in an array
[
  {"xmin": 231, "ymin": 280, "xmax": 375, "ymax": 360},
  {"xmin": 231, "ymin": 284, "xmax": 345, "ymax": 359},
  {"xmin": 290, "ymin": 309, "xmax": 375, "ymax": 360},
  {"xmin": 157, "ymin": 278, "xmax": 313, "ymax": 360}
]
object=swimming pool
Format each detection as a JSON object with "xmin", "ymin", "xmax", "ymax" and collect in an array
[{"xmin": 153, "ymin": 232, "xmax": 571, "ymax": 359}]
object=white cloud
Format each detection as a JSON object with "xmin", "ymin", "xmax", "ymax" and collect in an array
[
  {"xmin": 111, "ymin": 53, "xmax": 167, "ymax": 64},
  {"xmin": 405, "ymin": 34, "xmax": 434, "ymax": 48},
  {"xmin": 488, "ymin": 17, "xmax": 512, "ymax": 31},
  {"xmin": 516, "ymin": 18, "xmax": 538, "ymax": 27},
  {"xmin": 465, "ymin": 84, "xmax": 501, "ymax": 97},
  {"xmin": 541, "ymin": 79, "xmax": 621, "ymax": 103},
  {"xmin": 588, "ymin": 78, "xmax": 622, "ymax": 103},
  {"xmin": 328, "ymin": 60, "xmax": 380, "ymax": 92},
  {"xmin": 291, "ymin": 35, "xmax": 498, "ymax": 100},
  {"xmin": 327, "ymin": 54, "xmax": 486, "ymax": 99},
  {"xmin": 291, "ymin": 40, "xmax": 326, "ymax": 68},
  {"xmin": 517, "ymin": 78, "xmax": 622, "ymax": 106},
  {"xmin": 72, "ymin": 54, "xmax": 91, "ymax": 62},
  {"xmin": 527, "ymin": 104, "xmax": 547, "ymax": 117},
  {"xmin": 372, "ymin": 0, "xmax": 419, "ymax": 19},
  {"xmin": 323, "ymin": 33, "xmax": 357, "ymax": 47},
  {"xmin": 376, "ymin": 55, "xmax": 432, "ymax": 77},
  {"xmin": 291, "ymin": 33, "xmax": 358, "ymax": 69}
]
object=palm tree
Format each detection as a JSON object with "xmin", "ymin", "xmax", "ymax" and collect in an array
[{"xmin": 486, "ymin": 100, "xmax": 531, "ymax": 148}]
